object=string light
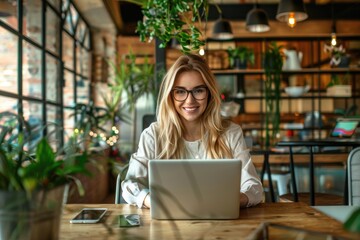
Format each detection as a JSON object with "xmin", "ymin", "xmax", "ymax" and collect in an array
[{"xmin": 74, "ymin": 125, "xmax": 120, "ymax": 146}]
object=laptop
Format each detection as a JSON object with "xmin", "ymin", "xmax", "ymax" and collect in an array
[
  {"xmin": 149, "ymin": 159, "xmax": 241, "ymax": 220},
  {"xmin": 329, "ymin": 119, "xmax": 359, "ymax": 138}
]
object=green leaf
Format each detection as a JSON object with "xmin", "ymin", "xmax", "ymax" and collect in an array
[{"xmin": 344, "ymin": 207, "xmax": 360, "ymax": 233}]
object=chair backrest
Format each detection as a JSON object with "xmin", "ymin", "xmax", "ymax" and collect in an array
[
  {"xmin": 115, "ymin": 164, "xmax": 129, "ymax": 204},
  {"xmin": 348, "ymin": 147, "xmax": 360, "ymax": 206},
  {"xmin": 142, "ymin": 114, "xmax": 156, "ymax": 130}
]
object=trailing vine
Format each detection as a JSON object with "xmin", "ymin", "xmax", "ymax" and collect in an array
[
  {"xmin": 263, "ymin": 42, "xmax": 283, "ymax": 149},
  {"xmin": 124, "ymin": 0, "xmax": 209, "ymax": 53}
]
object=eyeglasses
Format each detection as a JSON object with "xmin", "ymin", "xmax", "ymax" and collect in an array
[{"xmin": 172, "ymin": 86, "xmax": 208, "ymax": 102}]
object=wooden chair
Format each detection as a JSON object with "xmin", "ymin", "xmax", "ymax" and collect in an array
[
  {"xmin": 276, "ymin": 141, "xmax": 360, "ymax": 205},
  {"xmin": 348, "ymin": 147, "xmax": 360, "ymax": 206}
]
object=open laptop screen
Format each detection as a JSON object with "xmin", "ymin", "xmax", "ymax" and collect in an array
[
  {"xmin": 149, "ymin": 159, "xmax": 241, "ymax": 220},
  {"xmin": 330, "ymin": 120, "xmax": 359, "ymax": 138}
]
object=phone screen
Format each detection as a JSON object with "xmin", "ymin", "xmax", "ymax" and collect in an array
[
  {"xmin": 113, "ymin": 214, "xmax": 141, "ymax": 227},
  {"xmin": 70, "ymin": 208, "xmax": 107, "ymax": 223}
]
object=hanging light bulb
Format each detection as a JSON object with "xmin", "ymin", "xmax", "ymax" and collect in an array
[
  {"xmin": 199, "ymin": 46, "xmax": 205, "ymax": 56},
  {"xmin": 331, "ymin": 32, "xmax": 337, "ymax": 47},
  {"xmin": 287, "ymin": 12, "xmax": 296, "ymax": 28}
]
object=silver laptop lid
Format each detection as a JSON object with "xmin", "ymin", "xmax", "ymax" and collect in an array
[{"xmin": 149, "ymin": 159, "xmax": 241, "ymax": 220}]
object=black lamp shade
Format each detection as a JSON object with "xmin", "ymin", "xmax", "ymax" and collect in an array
[
  {"xmin": 276, "ymin": 0, "xmax": 308, "ymax": 22},
  {"xmin": 246, "ymin": 8, "xmax": 270, "ymax": 33},
  {"xmin": 212, "ymin": 18, "xmax": 233, "ymax": 40}
]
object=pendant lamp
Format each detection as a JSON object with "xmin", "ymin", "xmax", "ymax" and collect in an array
[
  {"xmin": 276, "ymin": 0, "xmax": 308, "ymax": 28},
  {"xmin": 246, "ymin": 4, "xmax": 270, "ymax": 33},
  {"xmin": 212, "ymin": 17, "xmax": 233, "ymax": 40},
  {"xmin": 330, "ymin": 1, "xmax": 337, "ymax": 47}
]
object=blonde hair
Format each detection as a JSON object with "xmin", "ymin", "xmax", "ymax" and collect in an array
[{"xmin": 155, "ymin": 54, "xmax": 232, "ymax": 159}]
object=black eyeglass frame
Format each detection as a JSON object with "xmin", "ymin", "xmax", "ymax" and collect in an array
[{"xmin": 171, "ymin": 86, "xmax": 209, "ymax": 102}]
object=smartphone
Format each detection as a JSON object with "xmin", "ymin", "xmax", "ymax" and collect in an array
[
  {"xmin": 113, "ymin": 214, "xmax": 141, "ymax": 227},
  {"xmin": 70, "ymin": 208, "xmax": 107, "ymax": 224}
]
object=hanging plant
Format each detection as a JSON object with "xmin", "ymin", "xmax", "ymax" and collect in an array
[
  {"xmin": 263, "ymin": 42, "xmax": 283, "ymax": 149},
  {"xmin": 123, "ymin": 0, "xmax": 209, "ymax": 53}
]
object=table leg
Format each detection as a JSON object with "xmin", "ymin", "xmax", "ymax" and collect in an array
[{"xmin": 309, "ymin": 146, "xmax": 315, "ymax": 206}]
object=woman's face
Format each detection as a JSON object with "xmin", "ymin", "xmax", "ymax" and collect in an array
[{"xmin": 172, "ymin": 71, "xmax": 208, "ymax": 124}]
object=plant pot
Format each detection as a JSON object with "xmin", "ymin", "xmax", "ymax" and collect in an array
[
  {"xmin": 0, "ymin": 186, "xmax": 65, "ymax": 240},
  {"xmin": 326, "ymin": 85, "xmax": 352, "ymax": 97},
  {"xmin": 337, "ymin": 55, "xmax": 350, "ymax": 68},
  {"xmin": 232, "ymin": 58, "xmax": 247, "ymax": 69}
]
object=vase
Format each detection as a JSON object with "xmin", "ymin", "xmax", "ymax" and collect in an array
[{"xmin": 0, "ymin": 186, "xmax": 65, "ymax": 240}]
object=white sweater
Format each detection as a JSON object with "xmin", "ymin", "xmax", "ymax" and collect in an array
[{"xmin": 121, "ymin": 122, "xmax": 264, "ymax": 208}]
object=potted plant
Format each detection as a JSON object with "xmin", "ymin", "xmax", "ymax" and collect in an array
[
  {"xmin": 263, "ymin": 42, "xmax": 283, "ymax": 149},
  {"xmin": 326, "ymin": 73, "xmax": 352, "ymax": 97},
  {"xmin": 227, "ymin": 46, "xmax": 255, "ymax": 69},
  {"xmin": 123, "ymin": 0, "xmax": 209, "ymax": 53},
  {"xmin": 107, "ymin": 52, "xmax": 155, "ymax": 152},
  {"xmin": 323, "ymin": 44, "xmax": 350, "ymax": 68},
  {"xmin": 0, "ymin": 112, "xmax": 89, "ymax": 240}
]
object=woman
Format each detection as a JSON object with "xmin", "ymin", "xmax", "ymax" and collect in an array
[{"xmin": 122, "ymin": 54, "xmax": 263, "ymax": 208}]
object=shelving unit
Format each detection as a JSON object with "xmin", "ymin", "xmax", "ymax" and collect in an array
[{"xmin": 207, "ymin": 37, "xmax": 360, "ymax": 148}]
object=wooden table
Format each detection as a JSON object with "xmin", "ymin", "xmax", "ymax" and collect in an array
[{"xmin": 60, "ymin": 203, "xmax": 359, "ymax": 239}]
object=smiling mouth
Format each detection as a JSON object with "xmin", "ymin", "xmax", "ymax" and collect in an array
[{"xmin": 183, "ymin": 107, "xmax": 198, "ymax": 112}]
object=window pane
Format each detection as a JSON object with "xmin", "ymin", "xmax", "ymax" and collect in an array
[
  {"xmin": 23, "ymin": 41, "xmax": 42, "ymax": 99},
  {"xmin": 69, "ymin": 4, "xmax": 78, "ymax": 32},
  {"xmin": 0, "ymin": 96, "xmax": 18, "ymax": 113},
  {"xmin": 46, "ymin": 53, "xmax": 60, "ymax": 102},
  {"xmin": 76, "ymin": 76, "xmax": 89, "ymax": 104},
  {"xmin": 61, "ymin": 0, "xmax": 70, "ymax": 13},
  {"xmin": 23, "ymin": 0, "xmax": 42, "ymax": 45},
  {"xmin": 0, "ymin": 1, "xmax": 18, "ymax": 30},
  {"xmin": 63, "ymin": 107, "xmax": 74, "ymax": 143},
  {"xmin": 63, "ymin": 70, "xmax": 74, "ymax": 107},
  {"xmin": 63, "ymin": 32, "xmax": 74, "ymax": 70},
  {"xmin": 23, "ymin": 100, "xmax": 43, "ymax": 146},
  {"xmin": 76, "ymin": 46, "xmax": 90, "ymax": 77},
  {"xmin": 47, "ymin": 103, "xmax": 62, "ymax": 150},
  {"xmin": 0, "ymin": 27, "xmax": 18, "ymax": 94},
  {"xmin": 46, "ymin": 6, "xmax": 60, "ymax": 55},
  {"xmin": 84, "ymin": 29, "xmax": 90, "ymax": 49},
  {"xmin": 76, "ymin": 18, "xmax": 86, "ymax": 42},
  {"xmin": 47, "ymin": 0, "xmax": 61, "ymax": 11}
]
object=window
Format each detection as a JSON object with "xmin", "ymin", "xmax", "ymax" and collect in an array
[{"xmin": 0, "ymin": 0, "xmax": 92, "ymax": 149}]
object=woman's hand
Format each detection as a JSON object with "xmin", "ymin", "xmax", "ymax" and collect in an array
[{"xmin": 240, "ymin": 192, "xmax": 249, "ymax": 208}]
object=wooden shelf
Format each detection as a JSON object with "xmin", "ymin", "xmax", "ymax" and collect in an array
[{"xmin": 212, "ymin": 68, "xmax": 360, "ymax": 75}]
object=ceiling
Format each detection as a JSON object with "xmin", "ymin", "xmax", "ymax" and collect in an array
[
  {"xmin": 75, "ymin": 1, "xmax": 360, "ymax": 35},
  {"xmin": 116, "ymin": 0, "xmax": 360, "ymax": 35}
]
